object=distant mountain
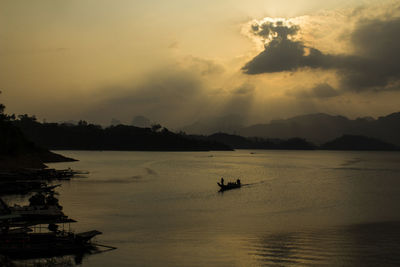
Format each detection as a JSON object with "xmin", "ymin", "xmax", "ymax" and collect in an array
[
  {"xmin": 238, "ymin": 113, "xmax": 349, "ymax": 144},
  {"xmin": 190, "ymin": 132, "xmax": 396, "ymax": 151},
  {"xmin": 181, "ymin": 114, "xmax": 245, "ymax": 135},
  {"xmin": 321, "ymin": 135, "xmax": 398, "ymax": 151},
  {"xmin": 131, "ymin": 115, "xmax": 151, "ymax": 128},
  {"xmin": 237, "ymin": 112, "xmax": 400, "ymax": 145}
]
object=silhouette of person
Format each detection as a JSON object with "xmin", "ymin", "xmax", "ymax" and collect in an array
[
  {"xmin": 236, "ymin": 179, "xmax": 241, "ymax": 186},
  {"xmin": 220, "ymin": 177, "xmax": 224, "ymax": 185}
]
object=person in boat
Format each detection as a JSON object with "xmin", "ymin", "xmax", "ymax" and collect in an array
[
  {"xmin": 236, "ymin": 179, "xmax": 241, "ymax": 186},
  {"xmin": 220, "ymin": 177, "xmax": 224, "ymax": 186}
]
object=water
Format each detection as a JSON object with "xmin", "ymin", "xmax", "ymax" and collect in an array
[{"xmin": 27, "ymin": 150, "xmax": 400, "ymax": 266}]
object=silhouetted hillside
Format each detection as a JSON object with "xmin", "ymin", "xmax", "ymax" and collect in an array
[
  {"xmin": 13, "ymin": 116, "xmax": 231, "ymax": 151},
  {"xmin": 321, "ymin": 135, "xmax": 399, "ymax": 151},
  {"xmin": 0, "ymin": 112, "xmax": 74, "ymax": 170},
  {"xmin": 237, "ymin": 112, "xmax": 400, "ymax": 145},
  {"xmin": 195, "ymin": 133, "xmax": 316, "ymax": 150},
  {"xmin": 181, "ymin": 114, "xmax": 245, "ymax": 135}
]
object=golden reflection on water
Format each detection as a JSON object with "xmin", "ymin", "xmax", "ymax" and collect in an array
[
  {"xmin": 39, "ymin": 150, "xmax": 400, "ymax": 266},
  {"xmin": 244, "ymin": 222, "xmax": 400, "ymax": 266}
]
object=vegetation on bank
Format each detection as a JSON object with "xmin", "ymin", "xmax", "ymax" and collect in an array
[
  {"xmin": 11, "ymin": 115, "xmax": 399, "ymax": 152},
  {"xmin": 0, "ymin": 102, "xmax": 75, "ymax": 170},
  {"xmin": 12, "ymin": 115, "xmax": 231, "ymax": 151},
  {"xmin": 321, "ymin": 134, "xmax": 399, "ymax": 151},
  {"xmin": 197, "ymin": 133, "xmax": 316, "ymax": 150},
  {"xmin": 1, "ymin": 90, "xmax": 398, "ymax": 154},
  {"xmin": 193, "ymin": 133, "xmax": 399, "ymax": 151}
]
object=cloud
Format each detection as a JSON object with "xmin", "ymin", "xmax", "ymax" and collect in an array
[
  {"xmin": 79, "ymin": 57, "xmax": 230, "ymax": 127},
  {"xmin": 110, "ymin": 70, "xmax": 203, "ymax": 106},
  {"xmin": 243, "ymin": 16, "xmax": 400, "ymax": 93},
  {"xmin": 97, "ymin": 68, "xmax": 206, "ymax": 125},
  {"xmin": 242, "ymin": 19, "xmax": 339, "ymax": 74},
  {"xmin": 242, "ymin": 38, "xmax": 329, "ymax": 73},
  {"xmin": 183, "ymin": 56, "xmax": 225, "ymax": 76},
  {"xmin": 168, "ymin": 41, "xmax": 179, "ymax": 49},
  {"xmin": 309, "ymin": 83, "xmax": 340, "ymax": 98},
  {"xmin": 250, "ymin": 20, "xmax": 300, "ymax": 40},
  {"xmin": 287, "ymin": 83, "xmax": 340, "ymax": 99},
  {"xmin": 340, "ymin": 18, "xmax": 400, "ymax": 90},
  {"xmin": 233, "ymin": 83, "xmax": 255, "ymax": 95},
  {"xmin": 243, "ymin": 20, "xmax": 313, "ymax": 73}
]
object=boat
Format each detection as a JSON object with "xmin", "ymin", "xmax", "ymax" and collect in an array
[
  {"xmin": 217, "ymin": 179, "xmax": 241, "ymax": 191},
  {"xmin": 0, "ymin": 215, "xmax": 102, "ymax": 259},
  {"xmin": 8, "ymin": 204, "xmax": 66, "ymax": 221},
  {"xmin": 0, "ymin": 228, "xmax": 102, "ymax": 259},
  {"xmin": 0, "ymin": 193, "xmax": 66, "ymax": 222},
  {"xmin": 0, "ymin": 182, "xmax": 114, "ymax": 261}
]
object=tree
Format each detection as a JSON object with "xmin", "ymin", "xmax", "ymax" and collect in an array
[
  {"xmin": 78, "ymin": 120, "xmax": 88, "ymax": 126},
  {"xmin": 18, "ymin": 114, "xmax": 37, "ymax": 122},
  {"xmin": 151, "ymin": 124, "xmax": 162, "ymax": 132}
]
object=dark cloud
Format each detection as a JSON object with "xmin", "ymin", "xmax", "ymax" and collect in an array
[
  {"xmin": 310, "ymin": 83, "xmax": 340, "ymax": 98},
  {"xmin": 82, "ymin": 68, "xmax": 208, "ymax": 126},
  {"xmin": 243, "ymin": 20, "xmax": 313, "ymax": 73},
  {"xmin": 78, "ymin": 55, "xmax": 253, "ymax": 127},
  {"xmin": 243, "ymin": 17, "xmax": 400, "ymax": 92},
  {"xmin": 242, "ymin": 38, "xmax": 330, "ymax": 73},
  {"xmin": 109, "ymin": 69, "xmax": 203, "ymax": 107},
  {"xmin": 288, "ymin": 83, "xmax": 340, "ymax": 99},
  {"xmin": 340, "ymin": 18, "xmax": 400, "ymax": 90},
  {"xmin": 234, "ymin": 83, "xmax": 254, "ymax": 95}
]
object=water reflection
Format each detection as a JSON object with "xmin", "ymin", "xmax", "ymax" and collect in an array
[
  {"xmin": 45, "ymin": 150, "xmax": 400, "ymax": 266},
  {"xmin": 247, "ymin": 222, "xmax": 400, "ymax": 266}
]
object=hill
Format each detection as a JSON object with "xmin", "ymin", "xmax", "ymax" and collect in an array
[
  {"xmin": 237, "ymin": 112, "xmax": 400, "ymax": 145},
  {"xmin": 0, "ymin": 113, "xmax": 75, "ymax": 170},
  {"xmin": 12, "ymin": 116, "xmax": 231, "ymax": 151},
  {"xmin": 181, "ymin": 114, "xmax": 245, "ymax": 135},
  {"xmin": 321, "ymin": 135, "xmax": 399, "ymax": 151}
]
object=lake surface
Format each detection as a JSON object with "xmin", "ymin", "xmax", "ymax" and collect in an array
[{"xmin": 25, "ymin": 150, "xmax": 400, "ymax": 266}]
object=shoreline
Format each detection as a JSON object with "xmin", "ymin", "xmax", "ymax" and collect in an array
[{"xmin": 0, "ymin": 151, "xmax": 76, "ymax": 171}]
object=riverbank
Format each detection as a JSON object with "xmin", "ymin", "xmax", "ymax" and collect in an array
[{"xmin": 0, "ymin": 150, "xmax": 76, "ymax": 171}]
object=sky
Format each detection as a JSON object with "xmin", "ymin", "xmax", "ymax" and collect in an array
[{"xmin": 1, "ymin": 0, "xmax": 400, "ymax": 129}]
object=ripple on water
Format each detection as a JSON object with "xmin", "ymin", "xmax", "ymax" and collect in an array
[{"xmin": 245, "ymin": 221, "xmax": 400, "ymax": 266}]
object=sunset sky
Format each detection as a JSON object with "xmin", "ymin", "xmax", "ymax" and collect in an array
[{"xmin": 1, "ymin": 0, "xmax": 400, "ymax": 128}]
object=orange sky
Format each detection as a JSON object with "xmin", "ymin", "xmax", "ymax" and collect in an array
[{"xmin": 1, "ymin": 0, "xmax": 399, "ymax": 128}]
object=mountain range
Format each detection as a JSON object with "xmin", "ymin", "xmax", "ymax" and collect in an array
[{"xmin": 182, "ymin": 112, "xmax": 400, "ymax": 145}]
